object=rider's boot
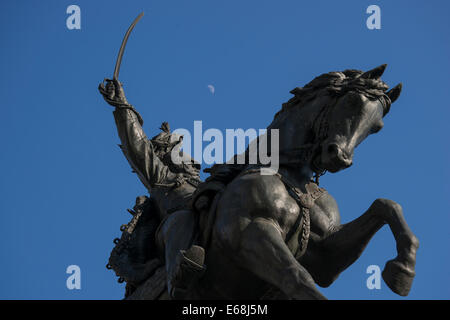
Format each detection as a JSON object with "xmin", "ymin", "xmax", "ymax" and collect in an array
[
  {"xmin": 161, "ymin": 210, "xmax": 206, "ymax": 299},
  {"xmin": 169, "ymin": 245, "xmax": 206, "ymax": 299}
]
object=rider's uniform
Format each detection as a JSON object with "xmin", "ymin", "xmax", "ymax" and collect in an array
[{"xmin": 113, "ymin": 107, "xmax": 201, "ymax": 220}]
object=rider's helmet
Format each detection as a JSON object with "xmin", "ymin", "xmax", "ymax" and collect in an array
[{"xmin": 150, "ymin": 122, "xmax": 201, "ymax": 180}]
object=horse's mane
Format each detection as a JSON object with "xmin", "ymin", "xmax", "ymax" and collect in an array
[{"xmin": 274, "ymin": 69, "xmax": 391, "ymax": 120}]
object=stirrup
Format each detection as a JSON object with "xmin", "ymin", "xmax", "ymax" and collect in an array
[{"xmin": 170, "ymin": 245, "xmax": 206, "ymax": 299}]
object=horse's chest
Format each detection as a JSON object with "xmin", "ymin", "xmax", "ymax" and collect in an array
[
  {"xmin": 309, "ymin": 207, "xmax": 335, "ymax": 239},
  {"xmin": 280, "ymin": 183, "xmax": 326, "ymax": 258},
  {"xmin": 308, "ymin": 194, "xmax": 340, "ymax": 239}
]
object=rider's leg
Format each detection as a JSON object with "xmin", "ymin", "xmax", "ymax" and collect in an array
[{"xmin": 159, "ymin": 209, "xmax": 206, "ymax": 299}]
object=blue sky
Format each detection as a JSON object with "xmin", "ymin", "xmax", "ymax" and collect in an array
[{"xmin": 0, "ymin": 0, "xmax": 448, "ymax": 299}]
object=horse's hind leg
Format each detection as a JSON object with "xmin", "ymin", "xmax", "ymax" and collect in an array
[{"xmin": 237, "ymin": 217, "xmax": 326, "ymax": 300}]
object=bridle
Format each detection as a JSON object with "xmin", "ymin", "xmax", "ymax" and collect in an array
[{"xmin": 278, "ymin": 95, "xmax": 339, "ymax": 184}]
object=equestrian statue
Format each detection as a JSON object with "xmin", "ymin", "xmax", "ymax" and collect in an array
[{"xmin": 98, "ymin": 13, "xmax": 418, "ymax": 300}]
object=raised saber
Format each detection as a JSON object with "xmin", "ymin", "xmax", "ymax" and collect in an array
[{"xmin": 113, "ymin": 12, "xmax": 144, "ymax": 81}]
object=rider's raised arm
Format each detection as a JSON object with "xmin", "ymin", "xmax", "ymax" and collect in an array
[
  {"xmin": 113, "ymin": 107, "xmax": 176, "ymax": 192},
  {"xmin": 98, "ymin": 79, "xmax": 179, "ymax": 191}
]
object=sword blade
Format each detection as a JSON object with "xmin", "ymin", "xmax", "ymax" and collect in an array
[{"xmin": 113, "ymin": 12, "xmax": 144, "ymax": 81}]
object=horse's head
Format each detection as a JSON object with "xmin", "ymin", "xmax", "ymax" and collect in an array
[
  {"xmin": 311, "ymin": 65, "xmax": 402, "ymax": 173},
  {"xmin": 274, "ymin": 64, "xmax": 402, "ymax": 174}
]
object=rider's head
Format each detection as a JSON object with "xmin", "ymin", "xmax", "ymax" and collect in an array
[
  {"xmin": 150, "ymin": 122, "xmax": 183, "ymax": 158},
  {"xmin": 150, "ymin": 122, "xmax": 201, "ymax": 178}
]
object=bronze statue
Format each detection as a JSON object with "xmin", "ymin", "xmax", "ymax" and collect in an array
[{"xmin": 98, "ymin": 14, "xmax": 418, "ymax": 300}]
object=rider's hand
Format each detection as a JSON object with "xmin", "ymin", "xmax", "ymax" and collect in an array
[
  {"xmin": 98, "ymin": 78, "xmax": 130, "ymax": 108},
  {"xmin": 98, "ymin": 78, "xmax": 144, "ymax": 125}
]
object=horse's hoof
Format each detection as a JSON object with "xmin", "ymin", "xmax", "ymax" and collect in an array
[{"xmin": 382, "ymin": 259, "xmax": 415, "ymax": 296}]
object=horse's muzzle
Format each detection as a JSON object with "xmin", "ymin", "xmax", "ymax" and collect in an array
[{"xmin": 324, "ymin": 143, "xmax": 353, "ymax": 172}]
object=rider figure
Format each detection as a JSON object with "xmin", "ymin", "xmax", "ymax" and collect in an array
[{"xmin": 99, "ymin": 78, "xmax": 206, "ymax": 299}]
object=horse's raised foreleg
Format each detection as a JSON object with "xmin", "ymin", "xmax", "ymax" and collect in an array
[
  {"xmin": 238, "ymin": 217, "xmax": 327, "ymax": 300},
  {"xmin": 305, "ymin": 198, "xmax": 419, "ymax": 296}
]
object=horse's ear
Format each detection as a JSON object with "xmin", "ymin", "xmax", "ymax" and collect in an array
[
  {"xmin": 360, "ymin": 64, "xmax": 387, "ymax": 79},
  {"xmin": 386, "ymin": 83, "xmax": 402, "ymax": 103}
]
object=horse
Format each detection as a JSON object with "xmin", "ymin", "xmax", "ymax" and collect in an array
[{"xmin": 159, "ymin": 64, "xmax": 418, "ymax": 300}]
